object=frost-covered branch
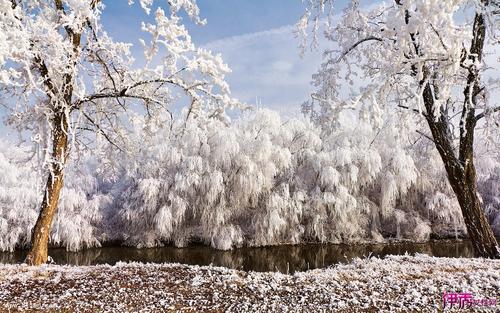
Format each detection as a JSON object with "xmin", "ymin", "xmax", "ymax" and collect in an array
[
  {"xmin": 333, "ymin": 36, "xmax": 383, "ymax": 64},
  {"xmin": 475, "ymin": 106, "xmax": 500, "ymax": 121}
]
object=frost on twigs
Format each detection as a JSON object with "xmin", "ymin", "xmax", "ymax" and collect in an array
[
  {"xmin": 302, "ymin": 0, "xmax": 500, "ymax": 159},
  {"xmin": 0, "ymin": 0, "xmax": 239, "ymax": 179}
]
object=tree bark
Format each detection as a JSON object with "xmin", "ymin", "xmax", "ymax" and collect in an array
[
  {"xmin": 25, "ymin": 112, "xmax": 69, "ymax": 265},
  {"xmin": 452, "ymin": 163, "xmax": 499, "ymax": 258}
]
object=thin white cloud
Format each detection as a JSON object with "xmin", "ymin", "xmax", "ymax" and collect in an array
[{"xmin": 203, "ymin": 24, "xmax": 327, "ymax": 117}]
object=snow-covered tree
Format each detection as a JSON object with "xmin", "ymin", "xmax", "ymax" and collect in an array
[
  {"xmin": 0, "ymin": 0, "xmax": 237, "ymax": 265},
  {"xmin": 299, "ymin": 0, "xmax": 500, "ymax": 257}
]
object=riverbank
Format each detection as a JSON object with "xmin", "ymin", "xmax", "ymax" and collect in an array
[{"xmin": 0, "ymin": 254, "xmax": 498, "ymax": 312}]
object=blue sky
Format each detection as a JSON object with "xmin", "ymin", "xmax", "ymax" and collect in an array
[
  {"xmin": 103, "ymin": 1, "xmax": 317, "ymax": 44},
  {"xmin": 99, "ymin": 0, "xmax": 355, "ymax": 115}
]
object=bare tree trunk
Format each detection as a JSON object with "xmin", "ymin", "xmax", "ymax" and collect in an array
[
  {"xmin": 453, "ymin": 164, "xmax": 499, "ymax": 258},
  {"xmin": 25, "ymin": 112, "xmax": 68, "ymax": 265}
]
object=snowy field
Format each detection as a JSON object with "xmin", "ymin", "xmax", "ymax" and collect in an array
[{"xmin": 0, "ymin": 254, "xmax": 498, "ymax": 312}]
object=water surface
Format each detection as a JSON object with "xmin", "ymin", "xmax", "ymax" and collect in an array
[{"xmin": 1, "ymin": 240, "xmax": 475, "ymax": 273}]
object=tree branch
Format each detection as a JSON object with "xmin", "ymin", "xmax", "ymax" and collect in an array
[
  {"xmin": 416, "ymin": 130, "xmax": 435, "ymax": 143},
  {"xmin": 74, "ymin": 79, "xmax": 176, "ymax": 106},
  {"xmin": 81, "ymin": 111, "xmax": 124, "ymax": 152},
  {"xmin": 334, "ymin": 36, "xmax": 383, "ymax": 64},
  {"xmin": 397, "ymin": 104, "xmax": 428, "ymax": 117},
  {"xmin": 475, "ymin": 106, "xmax": 500, "ymax": 121},
  {"xmin": 458, "ymin": 9, "xmax": 486, "ymax": 165}
]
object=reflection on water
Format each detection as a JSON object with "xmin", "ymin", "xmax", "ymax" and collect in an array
[{"xmin": 1, "ymin": 240, "xmax": 475, "ymax": 273}]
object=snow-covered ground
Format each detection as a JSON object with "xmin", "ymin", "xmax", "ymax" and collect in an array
[{"xmin": 0, "ymin": 254, "xmax": 498, "ymax": 312}]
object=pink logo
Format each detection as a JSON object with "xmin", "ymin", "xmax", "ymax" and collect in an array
[{"xmin": 442, "ymin": 292, "xmax": 497, "ymax": 309}]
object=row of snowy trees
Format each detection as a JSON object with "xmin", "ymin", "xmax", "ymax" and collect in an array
[{"xmin": 1, "ymin": 107, "xmax": 499, "ymax": 252}]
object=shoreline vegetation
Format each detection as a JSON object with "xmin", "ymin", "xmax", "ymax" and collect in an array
[
  {"xmin": 0, "ymin": 254, "xmax": 498, "ymax": 312},
  {"xmin": 3, "ymin": 235, "xmax": 476, "ymax": 253}
]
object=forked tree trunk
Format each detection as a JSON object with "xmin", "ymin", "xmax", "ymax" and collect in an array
[
  {"xmin": 25, "ymin": 112, "xmax": 69, "ymax": 265},
  {"xmin": 423, "ymin": 85, "xmax": 500, "ymax": 259},
  {"xmin": 418, "ymin": 5, "xmax": 499, "ymax": 259}
]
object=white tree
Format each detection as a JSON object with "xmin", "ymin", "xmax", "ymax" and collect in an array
[
  {"xmin": 0, "ymin": 0, "xmax": 237, "ymax": 265},
  {"xmin": 299, "ymin": 0, "xmax": 500, "ymax": 257}
]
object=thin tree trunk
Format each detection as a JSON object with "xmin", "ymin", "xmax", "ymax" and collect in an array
[{"xmin": 25, "ymin": 112, "xmax": 69, "ymax": 265}]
